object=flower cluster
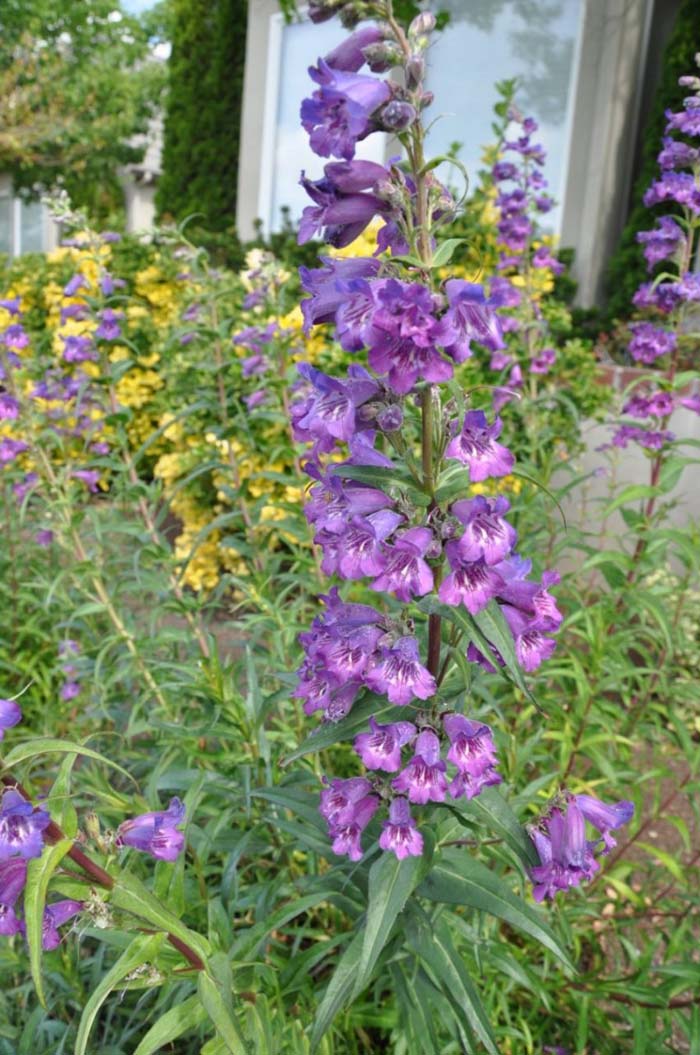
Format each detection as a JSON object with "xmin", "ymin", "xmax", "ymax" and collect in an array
[
  {"xmin": 610, "ymin": 71, "xmax": 700, "ymax": 452},
  {"xmin": 290, "ymin": 4, "xmax": 585, "ymax": 873}
]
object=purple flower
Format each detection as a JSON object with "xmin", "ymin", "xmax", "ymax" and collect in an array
[
  {"xmin": 292, "ymin": 362, "xmax": 379, "ymax": 450},
  {"xmin": 365, "ymin": 636, "xmax": 437, "ymax": 705},
  {"xmin": 0, "ymin": 394, "xmax": 19, "ymax": 420},
  {"xmin": 439, "ymin": 547, "xmax": 505, "ymax": 615},
  {"xmin": 365, "ymin": 279, "xmax": 452, "ymax": 394},
  {"xmin": 300, "ymin": 255, "xmax": 380, "ymax": 334},
  {"xmin": 610, "ymin": 424, "xmax": 675, "ymax": 451},
  {"xmin": 320, "ymin": 776, "xmax": 373, "ymax": 826},
  {"xmin": 244, "ymin": 389, "xmax": 268, "ymax": 410},
  {"xmin": 496, "ymin": 565, "xmax": 563, "ymax": 630},
  {"xmin": 2, "ymin": 324, "xmax": 29, "ymax": 349},
  {"xmin": 445, "ymin": 410, "xmax": 514, "ymax": 480},
  {"xmin": 298, "ymin": 162, "xmax": 390, "ymax": 246},
  {"xmin": 72, "ymin": 469, "xmax": 100, "ymax": 492},
  {"xmin": 502, "ymin": 605, "xmax": 557, "ymax": 672},
  {"xmin": 574, "ymin": 793, "xmax": 634, "ymax": 853},
  {"xmin": 371, "ymin": 526, "xmax": 434, "ymax": 602},
  {"xmin": 531, "ymin": 246, "xmax": 564, "ymax": 274},
  {"xmin": 452, "ymin": 496, "xmax": 517, "ymax": 566},
  {"xmin": 0, "ymin": 859, "xmax": 27, "ymax": 936},
  {"xmin": 60, "ymin": 682, "xmax": 81, "ymax": 701},
  {"xmin": 63, "ymin": 274, "xmax": 90, "ymax": 297},
  {"xmin": 328, "ymin": 794, "xmax": 379, "ymax": 861},
  {"xmin": 324, "ymin": 510, "xmax": 403, "ymax": 579},
  {"xmin": 442, "ymin": 281, "xmax": 504, "ymax": 359},
  {"xmin": 95, "ymin": 308, "xmax": 123, "ymax": 341},
  {"xmin": 0, "ymin": 297, "xmax": 21, "ymax": 315},
  {"xmin": 39, "ymin": 900, "xmax": 84, "ymax": 950},
  {"xmin": 680, "ymin": 394, "xmax": 700, "ymax": 414},
  {"xmin": 530, "ymin": 347, "xmax": 556, "ymax": 374},
  {"xmin": 116, "ymin": 797, "xmax": 186, "ymax": 862},
  {"xmin": 665, "ymin": 99, "xmax": 700, "ymax": 137},
  {"xmin": 324, "ymin": 26, "xmax": 384, "ymax": 72},
  {"xmin": 379, "ymin": 797, "xmax": 424, "ymax": 859},
  {"xmin": 657, "ymin": 136, "xmax": 698, "ymax": 170},
  {"xmin": 392, "ymin": 729, "xmax": 447, "ymax": 804},
  {"xmin": 0, "ymin": 699, "xmax": 22, "ymax": 740},
  {"xmin": 637, "ymin": 217, "xmax": 685, "ymax": 269},
  {"xmin": 354, "ymin": 716, "xmax": 417, "ymax": 771},
  {"xmin": 301, "ymin": 60, "xmax": 391, "ymax": 160},
  {"xmin": 643, "ymin": 171, "xmax": 700, "ymax": 213},
  {"xmin": 627, "ymin": 323, "xmax": 676, "ymax": 364},
  {"xmin": 0, "ymin": 438, "xmax": 28, "ymax": 463},
  {"xmin": 443, "ymin": 714, "xmax": 501, "ymax": 799},
  {"xmin": 62, "ymin": 335, "xmax": 96, "ymax": 363},
  {"xmin": 35, "ymin": 529, "xmax": 54, "ymax": 546},
  {"xmin": 0, "ymin": 789, "xmax": 51, "ymax": 860}
]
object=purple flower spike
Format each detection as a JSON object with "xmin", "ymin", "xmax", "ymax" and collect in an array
[
  {"xmin": 371, "ymin": 526, "xmax": 434, "ymax": 602},
  {"xmin": 117, "ymin": 797, "xmax": 186, "ymax": 862},
  {"xmin": 365, "ymin": 279, "xmax": 453, "ymax": 394},
  {"xmin": 574, "ymin": 794, "xmax": 634, "ymax": 853},
  {"xmin": 40, "ymin": 900, "xmax": 83, "ymax": 950},
  {"xmin": 0, "ymin": 789, "xmax": 51, "ymax": 860},
  {"xmin": 392, "ymin": 729, "xmax": 447, "ymax": 805},
  {"xmin": 301, "ymin": 60, "xmax": 391, "ymax": 160},
  {"xmin": 365, "ymin": 636, "xmax": 437, "ymax": 705},
  {"xmin": 0, "ymin": 859, "xmax": 27, "ymax": 936},
  {"xmin": 445, "ymin": 410, "xmax": 515, "ymax": 481},
  {"xmin": 354, "ymin": 716, "xmax": 417, "ymax": 772},
  {"xmin": 379, "ymin": 797, "xmax": 424, "ymax": 859},
  {"xmin": 452, "ymin": 496, "xmax": 517, "ymax": 566},
  {"xmin": 95, "ymin": 308, "xmax": 123, "ymax": 341},
  {"xmin": 329, "ymin": 794, "xmax": 379, "ymax": 861},
  {"xmin": 63, "ymin": 274, "xmax": 89, "ymax": 297},
  {"xmin": 628, "ymin": 323, "xmax": 676, "ymax": 365},
  {"xmin": 443, "ymin": 714, "xmax": 501, "ymax": 799},
  {"xmin": 0, "ymin": 699, "xmax": 22, "ymax": 740}
]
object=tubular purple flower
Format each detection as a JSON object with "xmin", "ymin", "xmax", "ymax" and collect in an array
[
  {"xmin": 439, "ymin": 548, "xmax": 505, "ymax": 615},
  {"xmin": 371, "ymin": 526, "xmax": 434, "ymax": 602},
  {"xmin": 320, "ymin": 776, "xmax": 373, "ymax": 827},
  {"xmin": 364, "ymin": 636, "xmax": 437, "ymax": 705},
  {"xmin": 574, "ymin": 794, "xmax": 634, "ymax": 853},
  {"xmin": 0, "ymin": 700, "xmax": 22, "ymax": 740},
  {"xmin": 328, "ymin": 794, "xmax": 379, "ymax": 861},
  {"xmin": 300, "ymin": 255, "xmax": 381, "ymax": 333},
  {"xmin": 301, "ymin": 60, "xmax": 391, "ymax": 160},
  {"xmin": 392, "ymin": 729, "xmax": 447, "ymax": 804},
  {"xmin": 452, "ymin": 496, "xmax": 517, "ymax": 566},
  {"xmin": 444, "ymin": 714, "xmax": 501, "ymax": 800},
  {"xmin": 354, "ymin": 716, "xmax": 417, "ymax": 771},
  {"xmin": 445, "ymin": 410, "xmax": 515, "ymax": 480},
  {"xmin": 40, "ymin": 900, "xmax": 84, "ymax": 950},
  {"xmin": 63, "ymin": 274, "xmax": 90, "ymax": 297},
  {"xmin": 0, "ymin": 859, "xmax": 27, "ymax": 936},
  {"xmin": 442, "ymin": 280, "xmax": 505, "ymax": 359},
  {"xmin": 379, "ymin": 797, "xmax": 424, "ymax": 859},
  {"xmin": 0, "ymin": 790, "xmax": 51, "ymax": 860},
  {"xmin": 627, "ymin": 323, "xmax": 676, "ymax": 364},
  {"xmin": 324, "ymin": 27, "xmax": 385, "ymax": 72},
  {"xmin": 116, "ymin": 797, "xmax": 186, "ymax": 862}
]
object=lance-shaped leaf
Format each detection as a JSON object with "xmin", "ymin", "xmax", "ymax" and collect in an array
[
  {"xmin": 75, "ymin": 933, "xmax": 166, "ymax": 1055},
  {"xmin": 133, "ymin": 995, "xmax": 207, "ymax": 1055},
  {"xmin": 110, "ymin": 871, "xmax": 211, "ymax": 965},
  {"xmin": 25, "ymin": 838, "xmax": 74, "ymax": 1007},
  {"xmin": 311, "ymin": 930, "xmax": 364, "ymax": 1053},
  {"xmin": 417, "ymin": 848, "xmax": 573, "ymax": 968}
]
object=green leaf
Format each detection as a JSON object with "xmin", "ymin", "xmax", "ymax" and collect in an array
[
  {"xmin": 406, "ymin": 911, "xmax": 499, "ymax": 1054},
  {"xmin": 311, "ymin": 930, "xmax": 364, "ymax": 1053},
  {"xmin": 75, "ymin": 933, "xmax": 166, "ymax": 1055},
  {"xmin": 132, "ymin": 991, "xmax": 206, "ymax": 1050},
  {"xmin": 352, "ymin": 850, "xmax": 427, "ymax": 999},
  {"xmin": 25, "ymin": 839, "xmax": 74, "ymax": 1008},
  {"xmin": 431, "ymin": 238, "xmax": 467, "ymax": 268},
  {"xmin": 110, "ymin": 872, "xmax": 211, "ymax": 964},
  {"xmin": 601, "ymin": 484, "xmax": 657, "ymax": 518},
  {"xmin": 455, "ymin": 787, "xmax": 539, "ymax": 868},
  {"xmin": 280, "ymin": 692, "xmax": 406, "ymax": 766},
  {"xmin": 418, "ymin": 849, "xmax": 573, "ymax": 968},
  {"xmin": 330, "ymin": 462, "xmax": 429, "ymax": 504},
  {"xmin": 46, "ymin": 754, "xmax": 79, "ymax": 837},
  {"xmin": 1, "ymin": 738, "xmax": 134, "ymax": 783},
  {"xmin": 198, "ymin": 961, "xmax": 248, "ymax": 1055}
]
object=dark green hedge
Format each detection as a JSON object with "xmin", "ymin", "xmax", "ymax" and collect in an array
[
  {"xmin": 604, "ymin": 0, "xmax": 700, "ymax": 319},
  {"xmin": 156, "ymin": 0, "xmax": 247, "ymax": 233}
]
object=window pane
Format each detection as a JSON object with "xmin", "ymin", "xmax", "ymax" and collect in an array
[
  {"xmin": 20, "ymin": 199, "xmax": 45, "ymax": 253},
  {"xmin": 425, "ymin": 0, "xmax": 583, "ymax": 233},
  {"xmin": 267, "ymin": 18, "xmax": 386, "ymax": 232},
  {"xmin": 0, "ymin": 197, "xmax": 12, "ymax": 256}
]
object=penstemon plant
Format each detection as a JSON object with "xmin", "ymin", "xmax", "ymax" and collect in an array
[{"xmin": 285, "ymin": 1, "xmax": 634, "ymax": 1044}]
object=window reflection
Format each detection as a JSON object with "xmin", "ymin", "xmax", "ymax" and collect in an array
[{"xmin": 425, "ymin": 0, "xmax": 583, "ymax": 233}]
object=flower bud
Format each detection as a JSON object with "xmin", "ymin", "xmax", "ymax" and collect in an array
[
  {"xmin": 374, "ymin": 178, "xmax": 406, "ymax": 209},
  {"xmin": 380, "ymin": 100, "xmax": 417, "ymax": 132},
  {"xmin": 419, "ymin": 90, "xmax": 434, "ymax": 110},
  {"xmin": 363, "ymin": 41, "xmax": 403, "ymax": 72},
  {"xmin": 377, "ymin": 404, "xmax": 404, "ymax": 432},
  {"xmin": 405, "ymin": 55, "xmax": 425, "ymax": 90},
  {"xmin": 408, "ymin": 11, "xmax": 437, "ymax": 41}
]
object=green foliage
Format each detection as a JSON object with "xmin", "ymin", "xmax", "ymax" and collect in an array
[
  {"xmin": 157, "ymin": 0, "xmax": 248, "ymax": 233},
  {"xmin": 0, "ymin": 0, "xmax": 164, "ymax": 223},
  {"xmin": 604, "ymin": 0, "xmax": 700, "ymax": 319}
]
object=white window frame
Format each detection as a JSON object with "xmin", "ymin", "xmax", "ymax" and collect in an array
[{"xmin": 0, "ymin": 192, "xmax": 50, "ymax": 258}]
